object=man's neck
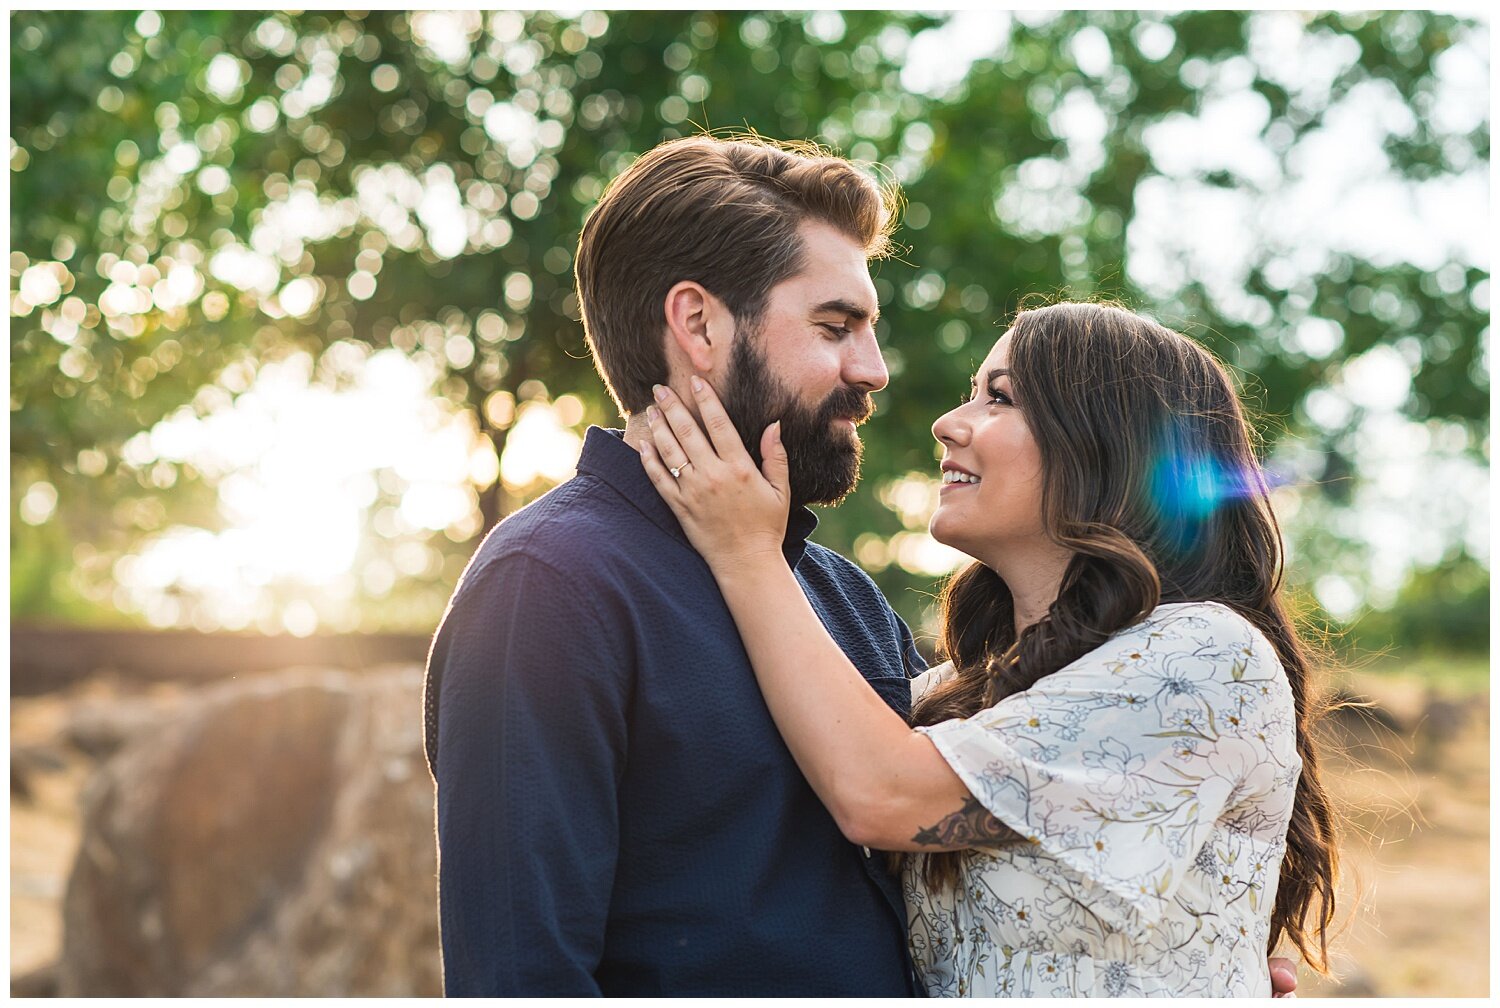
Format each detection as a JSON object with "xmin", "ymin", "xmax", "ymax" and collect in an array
[
  {"xmin": 621, "ymin": 412, "xmax": 649, "ymax": 450},
  {"xmin": 616, "ymin": 410, "xmax": 817, "ymax": 550}
]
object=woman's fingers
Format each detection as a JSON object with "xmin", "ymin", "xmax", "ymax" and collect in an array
[
  {"xmin": 759, "ymin": 420, "xmax": 790, "ymax": 497},
  {"xmin": 645, "ymin": 403, "xmax": 691, "ymax": 475},
  {"xmin": 651, "ymin": 383, "xmax": 716, "ymax": 466},
  {"xmin": 688, "ymin": 376, "xmax": 751, "ymax": 465},
  {"xmin": 638, "ymin": 439, "xmax": 682, "ymax": 502}
]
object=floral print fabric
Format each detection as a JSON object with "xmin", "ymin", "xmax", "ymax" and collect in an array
[{"xmin": 905, "ymin": 601, "xmax": 1301, "ymax": 997}]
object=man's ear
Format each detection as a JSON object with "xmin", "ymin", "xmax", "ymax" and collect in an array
[{"xmin": 663, "ymin": 280, "xmax": 728, "ymax": 374}]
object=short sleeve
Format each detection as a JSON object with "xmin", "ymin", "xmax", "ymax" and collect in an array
[
  {"xmin": 911, "ymin": 660, "xmax": 955, "ymax": 704},
  {"xmin": 916, "ymin": 603, "xmax": 1296, "ymax": 938}
]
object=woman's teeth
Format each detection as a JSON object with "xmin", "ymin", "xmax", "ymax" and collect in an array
[{"xmin": 942, "ymin": 471, "xmax": 980, "ymax": 484}]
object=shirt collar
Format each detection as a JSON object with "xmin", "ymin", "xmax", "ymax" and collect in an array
[{"xmin": 575, "ymin": 427, "xmax": 819, "ymax": 567}]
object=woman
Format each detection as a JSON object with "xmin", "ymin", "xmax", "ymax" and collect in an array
[{"xmin": 638, "ymin": 302, "xmax": 1337, "ymax": 996}]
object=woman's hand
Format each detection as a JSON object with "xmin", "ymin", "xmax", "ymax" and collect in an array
[{"xmin": 639, "ymin": 378, "xmax": 790, "ymax": 573}]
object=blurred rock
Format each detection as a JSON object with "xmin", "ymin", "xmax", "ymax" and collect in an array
[
  {"xmin": 58, "ymin": 666, "xmax": 440, "ymax": 997},
  {"xmin": 1329, "ymin": 961, "xmax": 1381, "ymax": 996},
  {"xmin": 1413, "ymin": 691, "xmax": 1469, "ymax": 769},
  {"xmin": 10, "ymin": 742, "xmax": 67, "ymax": 802},
  {"xmin": 11, "ymin": 763, "xmax": 32, "ymax": 803},
  {"xmin": 11, "ymin": 962, "xmax": 59, "ymax": 997},
  {"xmin": 63, "ymin": 695, "xmax": 174, "ymax": 762},
  {"xmin": 1325, "ymin": 689, "xmax": 1406, "ymax": 738}
]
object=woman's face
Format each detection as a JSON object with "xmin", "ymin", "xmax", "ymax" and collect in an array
[{"xmin": 929, "ymin": 332, "xmax": 1048, "ymax": 564}]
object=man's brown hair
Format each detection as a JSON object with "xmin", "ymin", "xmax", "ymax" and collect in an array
[{"xmin": 574, "ymin": 134, "xmax": 900, "ymax": 415}]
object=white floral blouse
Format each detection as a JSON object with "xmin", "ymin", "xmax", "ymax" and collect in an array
[{"xmin": 905, "ymin": 601, "xmax": 1301, "ymax": 997}]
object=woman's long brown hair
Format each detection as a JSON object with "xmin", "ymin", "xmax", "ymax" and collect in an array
[{"xmin": 910, "ymin": 302, "xmax": 1339, "ymax": 971}]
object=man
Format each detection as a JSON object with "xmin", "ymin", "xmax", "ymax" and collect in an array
[
  {"xmin": 423, "ymin": 135, "xmax": 1300, "ymax": 997},
  {"xmin": 424, "ymin": 136, "xmax": 920, "ymax": 996}
]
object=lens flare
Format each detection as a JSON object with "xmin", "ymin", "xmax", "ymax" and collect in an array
[{"xmin": 1148, "ymin": 449, "xmax": 1265, "ymax": 553}]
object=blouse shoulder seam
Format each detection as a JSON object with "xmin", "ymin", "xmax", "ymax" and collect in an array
[{"xmin": 1146, "ymin": 600, "xmax": 1262, "ymax": 641}]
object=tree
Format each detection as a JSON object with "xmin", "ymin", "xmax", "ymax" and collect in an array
[{"xmin": 11, "ymin": 11, "xmax": 1487, "ymax": 639}]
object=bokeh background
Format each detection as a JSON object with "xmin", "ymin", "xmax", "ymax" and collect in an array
[{"xmin": 9, "ymin": 10, "xmax": 1488, "ymax": 996}]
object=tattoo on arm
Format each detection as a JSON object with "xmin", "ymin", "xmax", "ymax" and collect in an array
[{"xmin": 912, "ymin": 796, "xmax": 1023, "ymax": 850}]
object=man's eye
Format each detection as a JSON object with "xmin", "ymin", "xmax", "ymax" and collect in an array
[{"xmin": 821, "ymin": 323, "xmax": 852, "ymax": 339}]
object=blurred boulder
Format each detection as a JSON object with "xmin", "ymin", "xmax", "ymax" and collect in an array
[
  {"xmin": 58, "ymin": 666, "xmax": 441, "ymax": 996},
  {"xmin": 1413, "ymin": 690, "xmax": 1470, "ymax": 768},
  {"xmin": 63, "ymin": 693, "xmax": 174, "ymax": 761},
  {"xmin": 1329, "ymin": 961, "xmax": 1381, "ymax": 996},
  {"xmin": 10, "ymin": 962, "xmax": 59, "ymax": 997},
  {"xmin": 10, "ymin": 742, "xmax": 67, "ymax": 802},
  {"xmin": 1325, "ymin": 688, "xmax": 1406, "ymax": 737}
]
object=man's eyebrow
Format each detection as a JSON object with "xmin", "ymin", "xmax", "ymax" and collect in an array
[{"xmin": 812, "ymin": 298, "xmax": 880, "ymax": 326}]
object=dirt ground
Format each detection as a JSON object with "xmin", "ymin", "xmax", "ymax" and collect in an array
[
  {"xmin": 9, "ymin": 667, "xmax": 1490, "ymax": 996},
  {"xmin": 1296, "ymin": 671, "xmax": 1490, "ymax": 997},
  {"xmin": 10, "ymin": 687, "xmax": 89, "ymax": 983}
]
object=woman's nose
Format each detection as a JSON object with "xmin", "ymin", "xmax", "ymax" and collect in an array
[{"xmin": 932, "ymin": 405, "xmax": 969, "ymax": 447}]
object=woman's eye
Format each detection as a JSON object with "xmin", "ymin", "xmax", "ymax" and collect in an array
[{"xmin": 986, "ymin": 386, "xmax": 1012, "ymax": 406}]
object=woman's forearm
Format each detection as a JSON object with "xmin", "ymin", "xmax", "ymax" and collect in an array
[
  {"xmin": 710, "ymin": 555, "xmax": 952, "ymax": 847},
  {"xmin": 634, "ymin": 380, "xmax": 1004, "ymax": 850}
]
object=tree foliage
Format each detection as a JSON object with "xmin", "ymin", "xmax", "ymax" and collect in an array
[{"xmin": 10, "ymin": 11, "xmax": 1488, "ymax": 641}]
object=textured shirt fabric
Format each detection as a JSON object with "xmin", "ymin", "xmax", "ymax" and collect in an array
[
  {"xmin": 424, "ymin": 426, "xmax": 925, "ymax": 996},
  {"xmin": 904, "ymin": 601, "xmax": 1300, "ymax": 997}
]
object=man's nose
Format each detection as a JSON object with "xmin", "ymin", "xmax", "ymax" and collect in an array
[{"xmin": 844, "ymin": 328, "xmax": 889, "ymax": 393}]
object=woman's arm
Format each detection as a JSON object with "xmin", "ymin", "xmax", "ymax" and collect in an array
[
  {"xmin": 643, "ymin": 391, "xmax": 1304, "ymax": 996},
  {"xmin": 639, "ymin": 380, "xmax": 1023, "ymax": 852}
]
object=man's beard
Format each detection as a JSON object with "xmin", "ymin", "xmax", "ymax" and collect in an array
[{"xmin": 718, "ymin": 330, "xmax": 875, "ymax": 507}]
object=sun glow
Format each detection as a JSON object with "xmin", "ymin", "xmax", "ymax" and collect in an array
[
  {"xmin": 499, "ymin": 399, "xmax": 584, "ymax": 489},
  {"xmin": 111, "ymin": 346, "xmax": 581, "ymax": 633}
]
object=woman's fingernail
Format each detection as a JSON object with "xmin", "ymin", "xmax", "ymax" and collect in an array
[
  {"xmin": 690, "ymin": 375, "xmax": 703, "ymax": 393},
  {"xmin": 647, "ymin": 405, "xmax": 659, "ymax": 422},
  {"xmin": 653, "ymin": 384, "xmax": 668, "ymax": 402}
]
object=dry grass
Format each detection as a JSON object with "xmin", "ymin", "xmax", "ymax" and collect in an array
[{"xmin": 1297, "ymin": 668, "xmax": 1490, "ymax": 997}]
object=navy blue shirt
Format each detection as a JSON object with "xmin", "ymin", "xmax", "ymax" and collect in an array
[{"xmin": 424, "ymin": 427, "xmax": 925, "ymax": 996}]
